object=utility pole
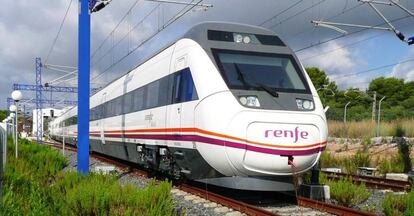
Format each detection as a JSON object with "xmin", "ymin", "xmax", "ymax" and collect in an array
[
  {"xmin": 377, "ymin": 96, "xmax": 386, "ymax": 137},
  {"xmin": 344, "ymin": 101, "xmax": 351, "ymax": 123},
  {"xmin": 76, "ymin": 0, "xmax": 112, "ymax": 174},
  {"xmin": 77, "ymin": 0, "xmax": 91, "ymax": 174},
  {"xmin": 372, "ymin": 91, "xmax": 376, "ymax": 122}
]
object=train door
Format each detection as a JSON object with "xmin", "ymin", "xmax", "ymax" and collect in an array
[
  {"xmin": 167, "ymin": 56, "xmax": 187, "ymax": 135},
  {"xmin": 100, "ymin": 93, "xmax": 107, "ymax": 144}
]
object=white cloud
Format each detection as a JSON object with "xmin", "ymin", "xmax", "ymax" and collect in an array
[
  {"xmin": 391, "ymin": 47, "xmax": 414, "ymax": 81},
  {"xmin": 297, "ymin": 41, "xmax": 369, "ymax": 89},
  {"xmin": 299, "ymin": 41, "xmax": 358, "ymax": 74}
]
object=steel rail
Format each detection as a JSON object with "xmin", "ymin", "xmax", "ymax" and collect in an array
[
  {"xmin": 298, "ymin": 197, "xmax": 377, "ymax": 216},
  {"xmin": 323, "ymin": 171, "xmax": 412, "ymax": 192},
  {"xmin": 178, "ymin": 184, "xmax": 281, "ymax": 216}
]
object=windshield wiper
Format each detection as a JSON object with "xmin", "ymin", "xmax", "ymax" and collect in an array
[
  {"xmin": 234, "ymin": 64, "xmax": 251, "ymax": 90},
  {"xmin": 256, "ymin": 83, "xmax": 279, "ymax": 98}
]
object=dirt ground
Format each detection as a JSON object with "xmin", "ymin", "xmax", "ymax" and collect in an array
[{"xmin": 326, "ymin": 137, "xmax": 414, "ymax": 163}]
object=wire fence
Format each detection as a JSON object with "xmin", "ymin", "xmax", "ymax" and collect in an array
[{"xmin": 326, "ymin": 107, "xmax": 414, "ymax": 122}]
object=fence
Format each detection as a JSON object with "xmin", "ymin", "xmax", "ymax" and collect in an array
[{"xmin": 326, "ymin": 107, "xmax": 414, "ymax": 122}]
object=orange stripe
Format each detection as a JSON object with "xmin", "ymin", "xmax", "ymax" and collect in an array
[{"xmin": 90, "ymin": 127, "xmax": 327, "ymax": 149}]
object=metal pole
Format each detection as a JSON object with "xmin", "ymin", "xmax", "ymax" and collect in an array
[
  {"xmin": 377, "ymin": 96, "xmax": 386, "ymax": 137},
  {"xmin": 15, "ymin": 102, "xmax": 18, "ymax": 159},
  {"xmin": 372, "ymin": 92, "xmax": 376, "ymax": 122},
  {"xmin": 77, "ymin": 0, "xmax": 90, "ymax": 174},
  {"xmin": 344, "ymin": 101, "xmax": 351, "ymax": 123},
  {"xmin": 62, "ymin": 122, "xmax": 65, "ymax": 156}
]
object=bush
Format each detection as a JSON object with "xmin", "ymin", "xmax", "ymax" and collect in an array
[
  {"xmin": 327, "ymin": 177, "xmax": 371, "ymax": 207},
  {"xmin": 0, "ymin": 138, "xmax": 177, "ymax": 216},
  {"xmin": 377, "ymin": 154, "xmax": 405, "ymax": 174},
  {"xmin": 320, "ymin": 151, "xmax": 370, "ymax": 174},
  {"xmin": 382, "ymin": 189, "xmax": 414, "ymax": 216}
]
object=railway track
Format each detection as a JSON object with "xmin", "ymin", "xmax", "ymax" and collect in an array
[
  {"xmin": 42, "ymin": 140, "xmax": 378, "ymax": 216},
  {"xmin": 322, "ymin": 171, "xmax": 412, "ymax": 192}
]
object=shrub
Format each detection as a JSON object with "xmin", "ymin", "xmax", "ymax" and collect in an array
[
  {"xmin": 0, "ymin": 138, "xmax": 178, "ymax": 216},
  {"xmin": 382, "ymin": 189, "xmax": 414, "ymax": 216},
  {"xmin": 320, "ymin": 151, "xmax": 371, "ymax": 174},
  {"xmin": 377, "ymin": 154, "xmax": 405, "ymax": 174},
  {"xmin": 327, "ymin": 177, "xmax": 371, "ymax": 207}
]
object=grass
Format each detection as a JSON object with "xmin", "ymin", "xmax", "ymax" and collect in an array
[
  {"xmin": 319, "ymin": 174, "xmax": 371, "ymax": 207},
  {"xmin": 0, "ymin": 138, "xmax": 178, "ymax": 216},
  {"xmin": 328, "ymin": 120, "xmax": 414, "ymax": 138},
  {"xmin": 320, "ymin": 151, "xmax": 371, "ymax": 174},
  {"xmin": 382, "ymin": 189, "xmax": 414, "ymax": 216}
]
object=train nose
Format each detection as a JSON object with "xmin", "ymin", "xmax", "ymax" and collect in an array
[{"xmin": 225, "ymin": 111, "xmax": 327, "ymax": 175}]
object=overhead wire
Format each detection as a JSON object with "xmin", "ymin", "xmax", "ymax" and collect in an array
[
  {"xmin": 300, "ymin": 21, "xmax": 413, "ymax": 62},
  {"xmin": 266, "ymin": 0, "xmax": 327, "ymax": 30},
  {"xmin": 91, "ymin": 0, "xmax": 143, "ymax": 60},
  {"xmin": 294, "ymin": 14, "xmax": 412, "ymax": 52},
  {"xmin": 90, "ymin": 0, "xmax": 203, "ymax": 83},
  {"xmin": 333, "ymin": 57, "xmax": 414, "ymax": 80},
  {"xmin": 44, "ymin": 0, "xmax": 74, "ymax": 64},
  {"xmin": 287, "ymin": 2, "xmax": 364, "ymax": 41},
  {"xmin": 258, "ymin": 0, "xmax": 305, "ymax": 27}
]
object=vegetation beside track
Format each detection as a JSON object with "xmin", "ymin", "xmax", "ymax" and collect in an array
[
  {"xmin": 382, "ymin": 189, "xmax": 414, "ymax": 216},
  {"xmin": 0, "ymin": 138, "xmax": 177, "ymax": 216},
  {"xmin": 319, "ymin": 173, "xmax": 371, "ymax": 207}
]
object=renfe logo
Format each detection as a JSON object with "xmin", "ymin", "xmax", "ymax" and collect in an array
[{"xmin": 265, "ymin": 127, "xmax": 309, "ymax": 143}]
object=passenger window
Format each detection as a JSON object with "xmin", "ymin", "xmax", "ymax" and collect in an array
[
  {"xmin": 173, "ymin": 68, "xmax": 198, "ymax": 103},
  {"xmin": 134, "ymin": 87, "xmax": 145, "ymax": 111},
  {"xmin": 147, "ymin": 81, "xmax": 160, "ymax": 109},
  {"xmin": 123, "ymin": 92, "xmax": 134, "ymax": 114}
]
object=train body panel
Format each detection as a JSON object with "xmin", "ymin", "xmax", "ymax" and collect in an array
[{"xmin": 49, "ymin": 22, "xmax": 328, "ymax": 191}]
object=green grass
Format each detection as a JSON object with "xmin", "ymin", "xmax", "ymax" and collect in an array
[
  {"xmin": 320, "ymin": 151, "xmax": 371, "ymax": 174},
  {"xmin": 320, "ymin": 174, "xmax": 371, "ymax": 207},
  {"xmin": 0, "ymin": 138, "xmax": 178, "ymax": 216},
  {"xmin": 382, "ymin": 189, "xmax": 414, "ymax": 216}
]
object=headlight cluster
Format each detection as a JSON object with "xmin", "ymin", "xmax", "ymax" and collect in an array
[
  {"xmin": 296, "ymin": 99, "xmax": 314, "ymax": 110},
  {"xmin": 239, "ymin": 96, "xmax": 261, "ymax": 107},
  {"xmin": 234, "ymin": 33, "xmax": 252, "ymax": 44}
]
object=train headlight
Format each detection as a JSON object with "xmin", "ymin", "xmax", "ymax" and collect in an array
[
  {"xmin": 243, "ymin": 36, "xmax": 251, "ymax": 44},
  {"xmin": 296, "ymin": 99, "xmax": 314, "ymax": 110},
  {"xmin": 239, "ymin": 96, "xmax": 260, "ymax": 107},
  {"xmin": 234, "ymin": 34, "xmax": 243, "ymax": 43}
]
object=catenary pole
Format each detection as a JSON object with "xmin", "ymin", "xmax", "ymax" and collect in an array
[{"xmin": 77, "ymin": 0, "xmax": 90, "ymax": 174}]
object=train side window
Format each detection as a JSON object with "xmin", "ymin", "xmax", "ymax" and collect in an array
[
  {"xmin": 147, "ymin": 80, "xmax": 160, "ymax": 109},
  {"xmin": 158, "ymin": 76, "xmax": 170, "ymax": 107},
  {"xmin": 173, "ymin": 68, "xmax": 198, "ymax": 104},
  {"xmin": 173, "ymin": 73, "xmax": 182, "ymax": 103},
  {"xmin": 115, "ymin": 96, "xmax": 123, "ymax": 116},
  {"xmin": 123, "ymin": 91, "xmax": 134, "ymax": 114},
  {"xmin": 134, "ymin": 87, "xmax": 145, "ymax": 112}
]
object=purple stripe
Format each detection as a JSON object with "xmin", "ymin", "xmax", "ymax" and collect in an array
[{"xmin": 92, "ymin": 133, "xmax": 324, "ymax": 156}]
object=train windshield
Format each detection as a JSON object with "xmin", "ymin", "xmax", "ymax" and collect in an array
[{"xmin": 213, "ymin": 50, "xmax": 310, "ymax": 93}]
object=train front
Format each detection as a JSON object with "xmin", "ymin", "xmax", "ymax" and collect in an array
[{"xmin": 188, "ymin": 23, "xmax": 328, "ymax": 190}]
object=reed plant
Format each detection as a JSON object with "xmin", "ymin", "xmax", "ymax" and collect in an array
[{"xmin": 328, "ymin": 120, "xmax": 414, "ymax": 138}]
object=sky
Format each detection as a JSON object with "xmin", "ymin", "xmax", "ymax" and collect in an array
[{"xmin": 0, "ymin": 0, "xmax": 413, "ymax": 110}]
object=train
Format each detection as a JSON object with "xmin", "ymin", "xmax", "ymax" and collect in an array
[{"xmin": 49, "ymin": 22, "xmax": 328, "ymax": 191}]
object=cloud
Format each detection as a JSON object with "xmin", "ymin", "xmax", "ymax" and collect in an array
[
  {"xmin": 297, "ymin": 40, "xmax": 370, "ymax": 88},
  {"xmin": 391, "ymin": 47, "xmax": 414, "ymax": 81}
]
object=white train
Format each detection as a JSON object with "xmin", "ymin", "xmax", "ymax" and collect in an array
[{"xmin": 49, "ymin": 22, "xmax": 328, "ymax": 191}]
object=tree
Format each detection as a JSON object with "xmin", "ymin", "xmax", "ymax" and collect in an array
[
  {"xmin": 0, "ymin": 110, "xmax": 7, "ymax": 122},
  {"xmin": 306, "ymin": 67, "xmax": 338, "ymax": 105}
]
